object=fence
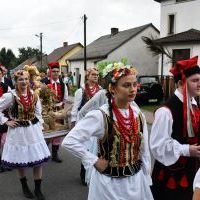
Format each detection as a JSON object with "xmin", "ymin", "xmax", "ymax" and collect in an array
[{"xmin": 158, "ymin": 76, "xmax": 176, "ymax": 100}]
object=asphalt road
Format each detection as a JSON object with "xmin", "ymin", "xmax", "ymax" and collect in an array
[{"xmin": 0, "ymin": 143, "xmax": 88, "ymax": 200}]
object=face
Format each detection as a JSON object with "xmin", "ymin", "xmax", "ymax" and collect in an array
[
  {"xmin": 87, "ymin": 69, "xmax": 99, "ymax": 84},
  {"xmin": 52, "ymin": 68, "xmax": 60, "ymax": 81},
  {"xmin": 187, "ymin": 73, "xmax": 200, "ymax": 97},
  {"xmin": 111, "ymin": 74, "xmax": 137, "ymax": 104},
  {"xmin": 16, "ymin": 74, "xmax": 29, "ymax": 90}
]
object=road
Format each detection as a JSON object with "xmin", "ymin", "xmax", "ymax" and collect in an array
[{"xmin": 0, "ymin": 143, "xmax": 88, "ymax": 200}]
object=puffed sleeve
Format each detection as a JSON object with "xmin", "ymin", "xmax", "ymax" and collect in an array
[
  {"xmin": 140, "ymin": 112, "xmax": 152, "ymax": 185},
  {"xmin": 194, "ymin": 168, "xmax": 200, "ymax": 190},
  {"xmin": 78, "ymin": 89, "xmax": 107, "ymax": 120},
  {"xmin": 62, "ymin": 109, "xmax": 104, "ymax": 169},
  {"xmin": 35, "ymin": 96, "xmax": 44, "ymax": 124},
  {"xmin": 150, "ymin": 107, "xmax": 190, "ymax": 166},
  {"xmin": 70, "ymin": 88, "xmax": 83, "ymax": 122},
  {"xmin": 0, "ymin": 92, "xmax": 13, "ymax": 125}
]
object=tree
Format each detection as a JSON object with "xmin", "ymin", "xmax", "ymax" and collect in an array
[
  {"xmin": 16, "ymin": 47, "xmax": 41, "ymax": 65},
  {"xmin": 0, "ymin": 47, "xmax": 17, "ymax": 70}
]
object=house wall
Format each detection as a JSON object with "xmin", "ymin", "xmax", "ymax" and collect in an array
[
  {"xmin": 69, "ymin": 59, "xmax": 97, "ymax": 86},
  {"xmin": 160, "ymin": 0, "xmax": 200, "ymax": 37},
  {"xmin": 158, "ymin": 43, "xmax": 200, "ymax": 75},
  {"xmin": 58, "ymin": 45, "xmax": 83, "ymax": 73},
  {"xmin": 100, "ymin": 26, "xmax": 160, "ymax": 76}
]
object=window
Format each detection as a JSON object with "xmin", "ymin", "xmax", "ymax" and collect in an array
[
  {"xmin": 172, "ymin": 49, "xmax": 190, "ymax": 64},
  {"xmin": 168, "ymin": 14, "xmax": 175, "ymax": 35}
]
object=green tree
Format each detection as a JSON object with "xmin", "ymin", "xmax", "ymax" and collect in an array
[
  {"xmin": 16, "ymin": 47, "xmax": 41, "ymax": 65},
  {"xmin": 0, "ymin": 47, "xmax": 17, "ymax": 69}
]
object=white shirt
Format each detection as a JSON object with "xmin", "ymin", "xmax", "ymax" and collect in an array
[{"xmin": 150, "ymin": 89, "xmax": 196, "ymax": 166}]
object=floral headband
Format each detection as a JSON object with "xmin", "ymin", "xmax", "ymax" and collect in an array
[
  {"xmin": 14, "ymin": 70, "xmax": 30, "ymax": 81},
  {"xmin": 102, "ymin": 62, "xmax": 137, "ymax": 83}
]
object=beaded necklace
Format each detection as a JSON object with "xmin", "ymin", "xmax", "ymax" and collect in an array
[
  {"xmin": 85, "ymin": 83, "xmax": 100, "ymax": 98},
  {"xmin": 112, "ymin": 100, "xmax": 138, "ymax": 143},
  {"xmin": 19, "ymin": 90, "xmax": 34, "ymax": 112}
]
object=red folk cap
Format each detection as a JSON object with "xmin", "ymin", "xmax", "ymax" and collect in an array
[
  {"xmin": 170, "ymin": 56, "xmax": 200, "ymax": 78},
  {"xmin": 48, "ymin": 62, "xmax": 59, "ymax": 69}
]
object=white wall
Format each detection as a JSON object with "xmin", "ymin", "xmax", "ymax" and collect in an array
[
  {"xmin": 100, "ymin": 26, "xmax": 160, "ymax": 76},
  {"xmin": 158, "ymin": 43, "xmax": 200, "ymax": 75},
  {"xmin": 160, "ymin": 0, "xmax": 200, "ymax": 37},
  {"xmin": 69, "ymin": 60, "xmax": 97, "ymax": 86}
]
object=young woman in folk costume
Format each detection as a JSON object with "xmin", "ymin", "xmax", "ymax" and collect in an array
[
  {"xmin": 70, "ymin": 67, "xmax": 101, "ymax": 185},
  {"xmin": 62, "ymin": 65, "xmax": 153, "ymax": 200},
  {"xmin": 77, "ymin": 63, "xmax": 140, "ymax": 185},
  {"xmin": 0, "ymin": 70, "xmax": 50, "ymax": 200},
  {"xmin": 150, "ymin": 56, "xmax": 200, "ymax": 200}
]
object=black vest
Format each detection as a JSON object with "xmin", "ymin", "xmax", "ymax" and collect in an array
[{"xmin": 152, "ymin": 94, "xmax": 200, "ymax": 192}]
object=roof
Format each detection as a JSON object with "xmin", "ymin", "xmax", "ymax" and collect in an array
[
  {"xmin": 154, "ymin": 29, "xmax": 200, "ymax": 44},
  {"xmin": 47, "ymin": 42, "xmax": 83, "ymax": 62},
  {"xmin": 10, "ymin": 57, "xmax": 38, "ymax": 74},
  {"xmin": 69, "ymin": 23, "xmax": 159, "ymax": 61}
]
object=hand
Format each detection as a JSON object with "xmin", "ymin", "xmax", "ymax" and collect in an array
[
  {"xmin": 94, "ymin": 157, "xmax": 109, "ymax": 173},
  {"xmin": 189, "ymin": 144, "xmax": 200, "ymax": 158},
  {"xmin": 5, "ymin": 120, "xmax": 19, "ymax": 128},
  {"xmin": 193, "ymin": 188, "xmax": 200, "ymax": 200}
]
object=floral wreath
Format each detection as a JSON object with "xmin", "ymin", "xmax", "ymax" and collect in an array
[{"xmin": 102, "ymin": 62, "xmax": 137, "ymax": 83}]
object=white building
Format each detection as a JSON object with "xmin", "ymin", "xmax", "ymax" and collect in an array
[
  {"xmin": 154, "ymin": 0, "xmax": 200, "ymax": 75},
  {"xmin": 69, "ymin": 23, "xmax": 160, "ymax": 86}
]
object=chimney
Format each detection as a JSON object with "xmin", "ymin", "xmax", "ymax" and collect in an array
[
  {"xmin": 63, "ymin": 42, "xmax": 68, "ymax": 47},
  {"xmin": 111, "ymin": 28, "xmax": 119, "ymax": 36}
]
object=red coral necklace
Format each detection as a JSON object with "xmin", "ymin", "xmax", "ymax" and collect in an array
[
  {"xmin": 112, "ymin": 100, "xmax": 138, "ymax": 143},
  {"xmin": 85, "ymin": 83, "xmax": 100, "ymax": 98},
  {"xmin": 20, "ymin": 93, "xmax": 33, "ymax": 112}
]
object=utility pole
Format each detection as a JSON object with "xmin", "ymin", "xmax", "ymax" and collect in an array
[
  {"xmin": 35, "ymin": 33, "xmax": 43, "ymax": 68},
  {"xmin": 83, "ymin": 14, "xmax": 87, "ymax": 71}
]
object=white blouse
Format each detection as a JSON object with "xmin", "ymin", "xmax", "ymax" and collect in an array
[
  {"xmin": 149, "ymin": 89, "xmax": 196, "ymax": 166},
  {"xmin": 0, "ymin": 90, "xmax": 44, "ymax": 125}
]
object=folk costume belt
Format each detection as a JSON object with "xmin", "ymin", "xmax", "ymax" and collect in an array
[
  {"xmin": 102, "ymin": 159, "xmax": 142, "ymax": 178},
  {"xmin": 15, "ymin": 117, "xmax": 39, "ymax": 127}
]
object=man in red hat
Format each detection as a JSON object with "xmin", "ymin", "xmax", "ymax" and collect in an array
[
  {"xmin": 150, "ymin": 56, "xmax": 200, "ymax": 200},
  {"xmin": 42, "ymin": 61, "xmax": 68, "ymax": 163}
]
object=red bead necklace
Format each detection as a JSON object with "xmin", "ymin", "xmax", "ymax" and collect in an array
[
  {"xmin": 19, "ymin": 91, "xmax": 33, "ymax": 112},
  {"xmin": 85, "ymin": 83, "xmax": 100, "ymax": 98},
  {"xmin": 112, "ymin": 100, "xmax": 138, "ymax": 143}
]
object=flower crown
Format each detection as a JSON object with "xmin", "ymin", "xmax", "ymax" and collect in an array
[{"xmin": 102, "ymin": 62, "xmax": 137, "ymax": 83}]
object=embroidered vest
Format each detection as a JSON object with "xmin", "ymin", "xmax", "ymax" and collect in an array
[
  {"xmin": 152, "ymin": 95, "xmax": 200, "ymax": 190},
  {"xmin": 98, "ymin": 110, "xmax": 143, "ymax": 178},
  {"xmin": 10, "ymin": 94, "xmax": 37, "ymax": 121}
]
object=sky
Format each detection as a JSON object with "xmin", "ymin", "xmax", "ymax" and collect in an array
[{"xmin": 0, "ymin": 0, "xmax": 160, "ymax": 56}]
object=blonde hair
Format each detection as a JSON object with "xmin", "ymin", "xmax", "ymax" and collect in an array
[{"xmin": 14, "ymin": 70, "xmax": 30, "ymax": 82}]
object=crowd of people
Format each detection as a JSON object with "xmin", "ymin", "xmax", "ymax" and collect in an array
[{"xmin": 0, "ymin": 57, "xmax": 200, "ymax": 200}]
